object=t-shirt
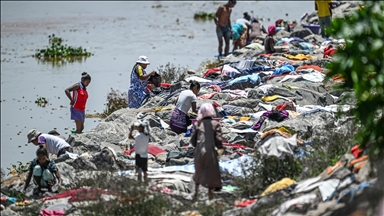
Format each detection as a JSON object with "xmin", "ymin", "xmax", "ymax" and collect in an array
[
  {"xmin": 315, "ymin": 0, "xmax": 332, "ymax": 17},
  {"xmin": 236, "ymin": 18, "xmax": 251, "ymax": 27},
  {"xmin": 134, "ymin": 133, "xmax": 149, "ymax": 158},
  {"xmin": 38, "ymin": 134, "xmax": 71, "ymax": 155},
  {"xmin": 136, "ymin": 64, "xmax": 144, "ymax": 77},
  {"xmin": 175, "ymin": 90, "xmax": 197, "ymax": 114},
  {"xmin": 29, "ymin": 157, "xmax": 58, "ymax": 173}
]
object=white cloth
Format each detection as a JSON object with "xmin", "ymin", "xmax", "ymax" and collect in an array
[
  {"xmin": 184, "ymin": 76, "xmax": 212, "ymax": 83},
  {"xmin": 272, "ymin": 193, "xmax": 318, "ymax": 216},
  {"xmin": 175, "ymin": 90, "xmax": 197, "ymax": 114},
  {"xmin": 295, "ymin": 178, "xmax": 340, "ymax": 201},
  {"xmin": 258, "ymin": 134, "xmax": 298, "ymax": 158},
  {"xmin": 134, "ymin": 132, "xmax": 149, "ymax": 158}
]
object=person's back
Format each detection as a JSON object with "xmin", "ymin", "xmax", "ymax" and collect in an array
[
  {"xmin": 39, "ymin": 134, "xmax": 70, "ymax": 155},
  {"xmin": 250, "ymin": 22, "xmax": 263, "ymax": 39},
  {"xmin": 135, "ymin": 132, "xmax": 149, "ymax": 158},
  {"xmin": 264, "ymin": 35, "xmax": 274, "ymax": 54},
  {"xmin": 176, "ymin": 90, "xmax": 197, "ymax": 114},
  {"xmin": 315, "ymin": 0, "xmax": 331, "ymax": 18}
]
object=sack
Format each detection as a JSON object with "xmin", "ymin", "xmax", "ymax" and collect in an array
[{"xmin": 276, "ymin": 101, "xmax": 295, "ymax": 111}]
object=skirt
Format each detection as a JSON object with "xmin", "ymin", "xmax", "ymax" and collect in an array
[
  {"xmin": 169, "ymin": 108, "xmax": 191, "ymax": 134},
  {"xmin": 70, "ymin": 107, "xmax": 85, "ymax": 122}
]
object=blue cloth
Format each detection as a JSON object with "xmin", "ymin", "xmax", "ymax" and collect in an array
[
  {"xmin": 128, "ymin": 64, "xmax": 148, "ymax": 109},
  {"xmin": 228, "ymin": 74, "xmax": 260, "ymax": 86},
  {"xmin": 218, "ymin": 155, "xmax": 254, "ymax": 177},
  {"xmin": 231, "ymin": 23, "xmax": 244, "ymax": 40},
  {"xmin": 271, "ymin": 64, "xmax": 295, "ymax": 76},
  {"xmin": 239, "ymin": 66, "xmax": 271, "ymax": 74},
  {"xmin": 299, "ymin": 42, "xmax": 313, "ymax": 51}
]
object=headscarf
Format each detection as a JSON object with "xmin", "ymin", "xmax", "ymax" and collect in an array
[
  {"xmin": 251, "ymin": 17, "xmax": 258, "ymax": 23},
  {"xmin": 268, "ymin": 24, "xmax": 276, "ymax": 35},
  {"xmin": 197, "ymin": 103, "xmax": 216, "ymax": 122}
]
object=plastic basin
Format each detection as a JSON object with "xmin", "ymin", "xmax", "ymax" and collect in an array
[{"xmin": 302, "ymin": 24, "xmax": 320, "ymax": 34}]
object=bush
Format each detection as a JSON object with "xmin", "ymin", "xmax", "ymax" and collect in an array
[
  {"xmin": 102, "ymin": 88, "xmax": 128, "ymax": 117},
  {"xmin": 326, "ymin": 1, "xmax": 384, "ymax": 154},
  {"xmin": 157, "ymin": 62, "xmax": 188, "ymax": 84}
]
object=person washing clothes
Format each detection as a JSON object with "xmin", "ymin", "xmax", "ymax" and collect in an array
[
  {"xmin": 169, "ymin": 81, "xmax": 200, "ymax": 134},
  {"xmin": 214, "ymin": 0, "xmax": 237, "ymax": 57},
  {"xmin": 128, "ymin": 55, "xmax": 156, "ymax": 109},
  {"xmin": 315, "ymin": 0, "xmax": 333, "ymax": 37},
  {"xmin": 264, "ymin": 24, "xmax": 277, "ymax": 54},
  {"xmin": 236, "ymin": 12, "xmax": 252, "ymax": 43},
  {"xmin": 191, "ymin": 103, "xmax": 224, "ymax": 201},
  {"xmin": 128, "ymin": 121, "xmax": 150, "ymax": 182},
  {"xmin": 23, "ymin": 146, "xmax": 62, "ymax": 194},
  {"xmin": 65, "ymin": 72, "xmax": 91, "ymax": 134},
  {"xmin": 249, "ymin": 18, "xmax": 267, "ymax": 42},
  {"xmin": 27, "ymin": 129, "xmax": 72, "ymax": 158}
]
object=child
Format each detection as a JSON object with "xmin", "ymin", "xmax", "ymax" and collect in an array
[
  {"xmin": 23, "ymin": 146, "xmax": 62, "ymax": 193},
  {"xmin": 128, "ymin": 121, "xmax": 150, "ymax": 182},
  {"xmin": 65, "ymin": 72, "xmax": 91, "ymax": 134}
]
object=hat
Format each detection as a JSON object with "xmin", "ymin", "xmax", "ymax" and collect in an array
[
  {"xmin": 136, "ymin": 55, "xmax": 150, "ymax": 65},
  {"xmin": 27, "ymin": 129, "xmax": 41, "ymax": 143}
]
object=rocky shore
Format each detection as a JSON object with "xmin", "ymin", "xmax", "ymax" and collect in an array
[{"xmin": 2, "ymin": 1, "xmax": 383, "ymax": 215}]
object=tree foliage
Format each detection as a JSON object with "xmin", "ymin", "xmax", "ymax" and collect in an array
[{"xmin": 326, "ymin": 1, "xmax": 384, "ymax": 154}]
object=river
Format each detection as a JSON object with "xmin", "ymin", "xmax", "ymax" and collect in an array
[{"xmin": 1, "ymin": 1, "xmax": 315, "ymax": 175}]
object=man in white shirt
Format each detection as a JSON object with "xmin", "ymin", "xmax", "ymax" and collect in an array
[{"xmin": 128, "ymin": 121, "xmax": 150, "ymax": 182}]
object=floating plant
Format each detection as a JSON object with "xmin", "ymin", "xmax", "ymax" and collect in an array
[
  {"xmin": 7, "ymin": 161, "xmax": 30, "ymax": 177},
  {"xmin": 194, "ymin": 12, "xmax": 215, "ymax": 20},
  {"xmin": 35, "ymin": 97, "xmax": 48, "ymax": 107},
  {"xmin": 33, "ymin": 34, "xmax": 93, "ymax": 65}
]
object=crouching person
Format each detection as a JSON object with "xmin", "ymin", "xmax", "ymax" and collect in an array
[
  {"xmin": 128, "ymin": 121, "xmax": 150, "ymax": 182},
  {"xmin": 27, "ymin": 129, "xmax": 72, "ymax": 158},
  {"xmin": 23, "ymin": 146, "xmax": 62, "ymax": 193}
]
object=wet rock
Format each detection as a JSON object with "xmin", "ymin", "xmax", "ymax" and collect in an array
[
  {"xmin": 289, "ymin": 25, "xmax": 313, "ymax": 39},
  {"xmin": 139, "ymin": 114, "xmax": 162, "ymax": 128},
  {"xmin": 56, "ymin": 162, "xmax": 76, "ymax": 188},
  {"xmin": 155, "ymin": 109, "xmax": 172, "ymax": 125},
  {"xmin": 91, "ymin": 148, "xmax": 119, "ymax": 171},
  {"xmin": 67, "ymin": 156, "xmax": 98, "ymax": 171},
  {"xmin": 167, "ymin": 157, "xmax": 193, "ymax": 166}
]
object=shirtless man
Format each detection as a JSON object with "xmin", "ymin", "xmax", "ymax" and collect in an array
[{"xmin": 214, "ymin": 0, "xmax": 237, "ymax": 57}]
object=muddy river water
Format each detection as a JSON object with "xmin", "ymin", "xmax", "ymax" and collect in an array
[{"xmin": 1, "ymin": 1, "xmax": 315, "ymax": 174}]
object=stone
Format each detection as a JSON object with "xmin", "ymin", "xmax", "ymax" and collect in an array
[
  {"xmin": 67, "ymin": 156, "xmax": 98, "ymax": 171},
  {"xmin": 91, "ymin": 148, "xmax": 119, "ymax": 171},
  {"xmin": 289, "ymin": 25, "xmax": 313, "ymax": 39},
  {"xmin": 56, "ymin": 162, "xmax": 77, "ymax": 188}
]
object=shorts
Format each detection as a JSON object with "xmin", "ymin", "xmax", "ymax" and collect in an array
[
  {"xmin": 135, "ymin": 154, "xmax": 148, "ymax": 172},
  {"xmin": 32, "ymin": 165, "xmax": 55, "ymax": 188},
  {"xmin": 70, "ymin": 106, "xmax": 85, "ymax": 122},
  {"xmin": 217, "ymin": 25, "xmax": 231, "ymax": 38},
  {"xmin": 319, "ymin": 16, "xmax": 331, "ymax": 34}
]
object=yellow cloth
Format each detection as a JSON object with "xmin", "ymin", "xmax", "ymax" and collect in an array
[
  {"xmin": 136, "ymin": 64, "xmax": 144, "ymax": 77},
  {"xmin": 240, "ymin": 117, "xmax": 250, "ymax": 121},
  {"xmin": 283, "ymin": 54, "xmax": 314, "ymax": 60},
  {"xmin": 154, "ymin": 107, "xmax": 172, "ymax": 112},
  {"xmin": 261, "ymin": 178, "xmax": 296, "ymax": 196},
  {"xmin": 315, "ymin": 0, "xmax": 332, "ymax": 17},
  {"xmin": 277, "ymin": 126, "xmax": 293, "ymax": 135},
  {"xmin": 227, "ymin": 116, "xmax": 236, "ymax": 119},
  {"xmin": 262, "ymin": 95, "xmax": 279, "ymax": 102}
]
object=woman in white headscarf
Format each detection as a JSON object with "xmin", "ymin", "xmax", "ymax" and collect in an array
[{"xmin": 190, "ymin": 103, "xmax": 224, "ymax": 200}]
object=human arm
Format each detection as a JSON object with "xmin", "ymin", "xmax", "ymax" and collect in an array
[
  {"xmin": 22, "ymin": 171, "xmax": 33, "ymax": 192},
  {"xmin": 54, "ymin": 171, "xmax": 62, "ymax": 187},
  {"xmin": 128, "ymin": 124, "xmax": 135, "ymax": 140},
  {"xmin": 138, "ymin": 71, "xmax": 156, "ymax": 81},
  {"xmin": 65, "ymin": 83, "xmax": 80, "ymax": 106},
  {"xmin": 190, "ymin": 123, "xmax": 197, "ymax": 147},
  {"xmin": 191, "ymin": 102, "xmax": 197, "ymax": 114},
  {"xmin": 214, "ymin": 6, "xmax": 223, "ymax": 26},
  {"xmin": 261, "ymin": 25, "xmax": 267, "ymax": 34},
  {"xmin": 269, "ymin": 37, "xmax": 276, "ymax": 53}
]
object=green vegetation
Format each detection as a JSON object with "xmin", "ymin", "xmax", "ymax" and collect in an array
[
  {"xmin": 7, "ymin": 161, "xmax": 30, "ymax": 177},
  {"xmin": 194, "ymin": 12, "xmax": 215, "ymax": 20},
  {"xmin": 326, "ymin": 1, "xmax": 384, "ymax": 155},
  {"xmin": 33, "ymin": 34, "xmax": 92, "ymax": 59},
  {"xmin": 102, "ymin": 88, "xmax": 128, "ymax": 117},
  {"xmin": 35, "ymin": 97, "xmax": 48, "ymax": 107},
  {"xmin": 157, "ymin": 62, "xmax": 188, "ymax": 84}
]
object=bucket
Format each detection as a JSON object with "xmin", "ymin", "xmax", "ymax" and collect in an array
[{"xmin": 302, "ymin": 24, "xmax": 320, "ymax": 34}]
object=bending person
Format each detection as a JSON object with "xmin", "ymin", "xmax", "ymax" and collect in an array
[
  {"xmin": 191, "ymin": 103, "xmax": 224, "ymax": 200},
  {"xmin": 170, "ymin": 81, "xmax": 200, "ymax": 134},
  {"xmin": 128, "ymin": 55, "xmax": 156, "ymax": 109},
  {"xmin": 27, "ymin": 129, "xmax": 72, "ymax": 158},
  {"xmin": 65, "ymin": 72, "xmax": 91, "ymax": 134},
  {"xmin": 23, "ymin": 146, "xmax": 62, "ymax": 193}
]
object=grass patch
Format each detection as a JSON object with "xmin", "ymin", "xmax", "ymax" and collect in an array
[
  {"xmin": 157, "ymin": 62, "xmax": 188, "ymax": 84},
  {"xmin": 194, "ymin": 12, "xmax": 215, "ymax": 20}
]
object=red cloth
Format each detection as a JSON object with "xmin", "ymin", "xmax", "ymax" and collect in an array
[
  {"xmin": 41, "ymin": 188, "xmax": 110, "ymax": 202},
  {"xmin": 40, "ymin": 209, "xmax": 65, "ymax": 216},
  {"xmin": 351, "ymin": 145, "xmax": 364, "ymax": 159},
  {"xmin": 124, "ymin": 144, "xmax": 167, "ymax": 156},
  {"xmin": 198, "ymin": 93, "xmax": 217, "ymax": 99},
  {"xmin": 146, "ymin": 83, "xmax": 171, "ymax": 91},
  {"xmin": 203, "ymin": 67, "xmax": 222, "ymax": 78},
  {"xmin": 296, "ymin": 64, "xmax": 322, "ymax": 72},
  {"xmin": 323, "ymin": 45, "xmax": 337, "ymax": 58},
  {"xmin": 208, "ymin": 84, "xmax": 222, "ymax": 93},
  {"xmin": 259, "ymin": 54, "xmax": 272, "ymax": 58},
  {"xmin": 0, "ymin": 197, "xmax": 6, "ymax": 201},
  {"xmin": 223, "ymin": 143, "xmax": 248, "ymax": 149},
  {"xmin": 235, "ymin": 199, "xmax": 257, "ymax": 207}
]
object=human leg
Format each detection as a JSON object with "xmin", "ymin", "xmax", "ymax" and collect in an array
[
  {"xmin": 224, "ymin": 30, "xmax": 231, "ymax": 56},
  {"xmin": 216, "ymin": 26, "xmax": 224, "ymax": 56},
  {"xmin": 208, "ymin": 188, "xmax": 214, "ymax": 200},
  {"xmin": 323, "ymin": 16, "xmax": 331, "ymax": 37},
  {"xmin": 193, "ymin": 184, "xmax": 199, "ymax": 200},
  {"xmin": 42, "ymin": 169, "xmax": 55, "ymax": 192},
  {"xmin": 319, "ymin": 17, "xmax": 326, "ymax": 37},
  {"xmin": 33, "ymin": 165, "xmax": 44, "ymax": 191},
  {"xmin": 75, "ymin": 120, "xmax": 84, "ymax": 134}
]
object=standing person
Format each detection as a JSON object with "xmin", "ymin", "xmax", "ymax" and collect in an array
[
  {"xmin": 249, "ymin": 18, "xmax": 267, "ymax": 41},
  {"xmin": 191, "ymin": 103, "xmax": 224, "ymax": 200},
  {"xmin": 27, "ymin": 129, "xmax": 72, "ymax": 157},
  {"xmin": 315, "ymin": 0, "xmax": 333, "ymax": 37},
  {"xmin": 128, "ymin": 121, "xmax": 150, "ymax": 182},
  {"xmin": 65, "ymin": 72, "xmax": 91, "ymax": 134},
  {"xmin": 214, "ymin": 0, "xmax": 237, "ymax": 57},
  {"xmin": 128, "ymin": 55, "xmax": 156, "ymax": 109},
  {"xmin": 169, "ymin": 81, "xmax": 200, "ymax": 134},
  {"xmin": 264, "ymin": 24, "xmax": 277, "ymax": 54},
  {"xmin": 23, "ymin": 146, "xmax": 62, "ymax": 193}
]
